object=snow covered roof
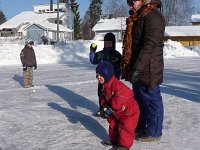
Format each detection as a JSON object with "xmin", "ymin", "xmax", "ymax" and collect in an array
[
  {"xmin": 0, "ymin": 11, "xmax": 65, "ymax": 30},
  {"xmin": 92, "ymin": 17, "xmax": 127, "ymax": 32},
  {"xmin": 191, "ymin": 14, "xmax": 200, "ymax": 23},
  {"xmin": 165, "ymin": 26, "xmax": 200, "ymax": 37},
  {"xmin": 26, "ymin": 22, "xmax": 72, "ymax": 32}
]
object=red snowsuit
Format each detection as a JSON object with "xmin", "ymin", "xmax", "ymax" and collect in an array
[{"xmin": 99, "ymin": 76, "xmax": 140, "ymax": 149}]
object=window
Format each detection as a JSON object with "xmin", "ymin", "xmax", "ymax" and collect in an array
[{"xmin": 55, "ymin": 20, "xmax": 62, "ymax": 24}]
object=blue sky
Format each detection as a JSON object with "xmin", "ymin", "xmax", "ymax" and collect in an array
[
  {"xmin": 0, "ymin": 0, "xmax": 90, "ymax": 19},
  {"xmin": 0, "ymin": 0, "xmax": 200, "ymax": 20}
]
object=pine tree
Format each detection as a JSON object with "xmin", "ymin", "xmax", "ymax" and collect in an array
[
  {"xmin": 103, "ymin": 0, "xmax": 128, "ymax": 17},
  {"xmin": 88, "ymin": 0, "xmax": 103, "ymax": 39},
  {"xmin": 70, "ymin": 0, "xmax": 82, "ymax": 39},
  {"xmin": 59, "ymin": 0, "xmax": 82, "ymax": 39},
  {"xmin": 0, "ymin": 11, "xmax": 6, "ymax": 25}
]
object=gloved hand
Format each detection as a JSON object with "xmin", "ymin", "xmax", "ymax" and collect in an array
[
  {"xmin": 90, "ymin": 43, "xmax": 97, "ymax": 52},
  {"xmin": 106, "ymin": 107, "xmax": 115, "ymax": 115},
  {"xmin": 23, "ymin": 66, "xmax": 27, "ymax": 71},
  {"xmin": 101, "ymin": 107, "xmax": 115, "ymax": 119},
  {"xmin": 34, "ymin": 64, "xmax": 37, "ymax": 70},
  {"xmin": 97, "ymin": 103, "xmax": 109, "ymax": 119},
  {"xmin": 131, "ymin": 70, "xmax": 140, "ymax": 83}
]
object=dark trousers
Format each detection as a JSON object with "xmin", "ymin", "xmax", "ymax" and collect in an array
[
  {"xmin": 132, "ymin": 84, "xmax": 164, "ymax": 137},
  {"xmin": 97, "ymin": 83, "xmax": 103, "ymax": 106}
]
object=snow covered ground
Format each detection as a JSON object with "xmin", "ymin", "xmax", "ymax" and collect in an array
[{"xmin": 0, "ymin": 40, "xmax": 200, "ymax": 150}]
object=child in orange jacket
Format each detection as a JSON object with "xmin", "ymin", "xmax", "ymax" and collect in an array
[{"xmin": 95, "ymin": 61, "xmax": 140, "ymax": 150}]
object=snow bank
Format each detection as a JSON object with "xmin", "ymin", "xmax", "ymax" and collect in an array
[
  {"xmin": 0, "ymin": 39, "xmax": 199, "ymax": 66},
  {"xmin": 164, "ymin": 40, "xmax": 199, "ymax": 59}
]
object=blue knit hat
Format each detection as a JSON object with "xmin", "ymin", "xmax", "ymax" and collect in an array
[{"xmin": 96, "ymin": 61, "xmax": 114, "ymax": 83}]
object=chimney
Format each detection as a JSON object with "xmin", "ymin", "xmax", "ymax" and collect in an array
[
  {"xmin": 108, "ymin": 14, "xmax": 114, "ymax": 19},
  {"xmin": 50, "ymin": 0, "xmax": 53, "ymax": 11}
]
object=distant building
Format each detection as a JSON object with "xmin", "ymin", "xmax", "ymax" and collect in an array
[
  {"xmin": 25, "ymin": 22, "xmax": 72, "ymax": 44},
  {"xmin": 191, "ymin": 14, "xmax": 200, "ymax": 26},
  {"xmin": 92, "ymin": 17, "xmax": 126, "ymax": 42},
  {"xmin": 0, "ymin": 3, "xmax": 74, "ymax": 43},
  {"xmin": 33, "ymin": 3, "xmax": 67, "ymax": 13},
  {"xmin": 164, "ymin": 26, "xmax": 200, "ymax": 46}
]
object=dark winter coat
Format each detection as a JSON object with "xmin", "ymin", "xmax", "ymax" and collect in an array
[
  {"xmin": 131, "ymin": 3, "xmax": 165, "ymax": 89},
  {"xmin": 89, "ymin": 48, "xmax": 122, "ymax": 79},
  {"xmin": 99, "ymin": 76, "xmax": 139, "ymax": 148},
  {"xmin": 20, "ymin": 46, "xmax": 37, "ymax": 67}
]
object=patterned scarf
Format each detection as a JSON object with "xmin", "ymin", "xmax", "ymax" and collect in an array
[{"xmin": 121, "ymin": 3, "xmax": 157, "ymax": 81}]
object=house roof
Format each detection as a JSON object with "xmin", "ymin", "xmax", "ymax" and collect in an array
[
  {"xmin": 165, "ymin": 26, "xmax": 200, "ymax": 37},
  {"xmin": 191, "ymin": 14, "xmax": 200, "ymax": 23},
  {"xmin": 0, "ymin": 11, "xmax": 65, "ymax": 30},
  {"xmin": 92, "ymin": 17, "xmax": 127, "ymax": 32},
  {"xmin": 26, "ymin": 22, "xmax": 72, "ymax": 32}
]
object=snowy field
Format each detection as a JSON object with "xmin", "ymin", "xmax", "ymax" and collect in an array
[{"xmin": 0, "ymin": 40, "xmax": 200, "ymax": 150}]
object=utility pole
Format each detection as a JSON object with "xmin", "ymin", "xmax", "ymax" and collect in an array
[{"xmin": 57, "ymin": 0, "xmax": 59, "ymax": 45}]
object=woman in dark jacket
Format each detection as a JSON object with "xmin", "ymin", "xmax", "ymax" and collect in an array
[
  {"xmin": 20, "ymin": 39, "xmax": 37, "ymax": 88},
  {"xmin": 122, "ymin": 0, "xmax": 165, "ymax": 142}
]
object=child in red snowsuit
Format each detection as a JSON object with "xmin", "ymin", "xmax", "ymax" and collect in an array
[{"xmin": 96, "ymin": 61, "xmax": 140, "ymax": 150}]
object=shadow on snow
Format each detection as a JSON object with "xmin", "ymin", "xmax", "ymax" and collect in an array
[
  {"xmin": 48, "ymin": 102, "xmax": 108, "ymax": 141},
  {"xmin": 162, "ymin": 69, "xmax": 200, "ymax": 102},
  {"xmin": 13, "ymin": 74, "xmax": 23, "ymax": 87},
  {"xmin": 46, "ymin": 85, "xmax": 98, "ymax": 112},
  {"xmin": 46, "ymin": 84, "xmax": 108, "ymax": 141}
]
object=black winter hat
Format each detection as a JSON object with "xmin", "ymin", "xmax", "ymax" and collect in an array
[
  {"xmin": 96, "ymin": 61, "xmax": 115, "ymax": 83},
  {"xmin": 104, "ymin": 32, "xmax": 116, "ymax": 49}
]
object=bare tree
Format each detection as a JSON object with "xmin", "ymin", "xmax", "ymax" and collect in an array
[
  {"xmin": 81, "ymin": 11, "xmax": 91, "ymax": 40},
  {"xmin": 104, "ymin": 0, "xmax": 196, "ymax": 25},
  {"xmin": 162, "ymin": 0, "xmax": 195, "ymax": 25},
  {"xmin": 102, "ymin": 0, "xmax": 128, "ymax": 17}
]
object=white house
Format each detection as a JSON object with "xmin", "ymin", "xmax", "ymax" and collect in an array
[
  {"xmin": 0, "ymin": 3, "xmax": 73, "ymax": 43},
  {"xmin": 92, "ymin": 17, "xmax": 127, "ymax": 42},
  {"xmin": 24, "ymin": 22, "xmax": 72, "ymax": 44},
  {"xmin": 33, "ymin": 3, "xmax": 67, "ymax": 13}
]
